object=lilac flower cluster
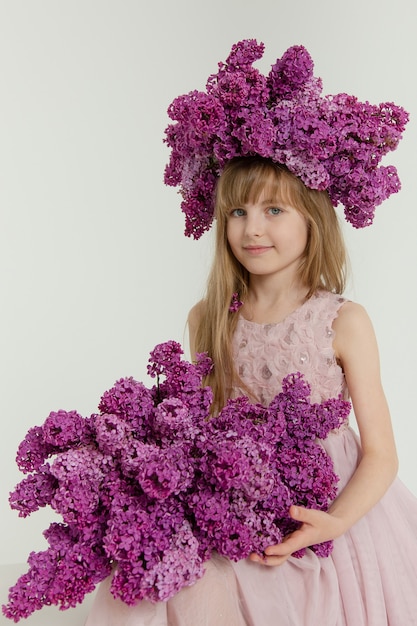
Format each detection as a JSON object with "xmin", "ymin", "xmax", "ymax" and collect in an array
[
  {"xmin": 229, "ymin": 292, "xmax": 243, "ymax": 313},
  {"xmin": 3, "ymin": 342, "xmax": 350, "ymax": 622},
  {"xmin": 190, "ymin": 373, "xmax": 350, "ymax": 561},
  {"xmin": 164, "ymin": 39, "xmax": 409, "ymax": 238}
]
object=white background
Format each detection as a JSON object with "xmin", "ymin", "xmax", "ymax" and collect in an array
[{"xmin": 0, "ymin": 0, "xmax": 416, "ymax": 619}]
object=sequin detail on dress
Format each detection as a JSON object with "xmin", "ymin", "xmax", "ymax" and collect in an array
[{"xmin": 232, "ymin": 290, "xmax": 347, "ymax": 407}]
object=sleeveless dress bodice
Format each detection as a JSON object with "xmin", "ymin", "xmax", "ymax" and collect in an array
[{"xmin": 232, "ymin": 290, "xmax": 347, "ymax": 406}]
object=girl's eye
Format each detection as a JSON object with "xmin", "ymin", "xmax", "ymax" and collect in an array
[
  {"xmin": 268, "ymin": 207, "xmax": 282, "ymax": 216},
  {"xmin": 230, "ymin": 208, "xmax": 246, "ymax": 217}
]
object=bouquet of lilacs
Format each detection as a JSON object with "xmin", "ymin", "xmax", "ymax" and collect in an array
[{"xmin": 2, "ymin": 341, "xmax": 350, "ymax": 622}]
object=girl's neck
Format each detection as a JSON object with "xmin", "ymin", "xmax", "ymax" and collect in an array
[{"xmin": 242, "ymin": 278, "xmax": 310, "ymax": 325}]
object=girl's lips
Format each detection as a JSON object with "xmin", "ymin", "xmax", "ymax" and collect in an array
[{"xmin": 243, "ymin": 246, "xmax": 273, "ymax": 255}]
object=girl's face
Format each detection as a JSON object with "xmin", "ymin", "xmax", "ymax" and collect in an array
[{"xmin": 226, "ymin": 187, "xmax": 309, "ymax": 282}]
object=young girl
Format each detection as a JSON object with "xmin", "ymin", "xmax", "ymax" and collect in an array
[
  {"xmin": 188, "ymin": 156, "xmax": 417, "ymax": 624},
  {"xmin": 86, "ymin": 41, "xmax": 417, "ymax": 625}
]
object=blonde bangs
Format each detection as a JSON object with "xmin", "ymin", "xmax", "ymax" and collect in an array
[{"xmin": 215, "ymin": 158, "xmax": 297, "ymax": 219}]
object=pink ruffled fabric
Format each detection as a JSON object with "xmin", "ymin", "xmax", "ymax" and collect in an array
[
  {"xmin": 232, "ymin": 290, "xmax": 347, "ymax": 406},
  {"xmin": 85, "ymin": 290, "xmax": 417, "ymax": 625}
]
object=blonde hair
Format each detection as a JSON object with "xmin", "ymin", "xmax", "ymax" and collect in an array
[{"xmin": 193, "ymin": 156, "xmax": 347, "ymax": 412}]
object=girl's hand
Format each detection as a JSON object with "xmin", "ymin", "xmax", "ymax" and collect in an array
[{"xmin": 249, "ymin": 505, "xmax": 344, "ymax": 567}]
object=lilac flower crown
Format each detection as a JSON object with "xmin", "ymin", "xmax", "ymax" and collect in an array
[{"xmin": 164, "ymin": 39, "xmax": 409, "ymax": 239}]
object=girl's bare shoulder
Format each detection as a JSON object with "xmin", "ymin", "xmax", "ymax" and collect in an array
[
  {"xmin": 334, "ymin": 299, "xmax": 373, "ymax": 333},
  {"xmin": 188, "ymin": 300, "xmax": 207, "ymax": 358},
  {"xmin": 188, "ymin": 299, "xmax": 206, "ymax": 330},
  {"xmin": 333, "ymin": 299, "xmax": 378, "ymax": 359}
]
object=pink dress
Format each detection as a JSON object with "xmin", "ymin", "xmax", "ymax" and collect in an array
[{"xmin": 85, "ymin": 290, "xmax": 417, "ymax": 625}]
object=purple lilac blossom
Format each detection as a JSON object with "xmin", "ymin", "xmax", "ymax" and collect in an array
[
  {"xmin": 164, "ymin": 39, "xmax": 409, "ymax": 238},
  {"xmin": 43, "ymin": 409, "xmax": 88, "ymax": 447},
  {"xmin": 3, "ymin": 341, "xmax": 350, "ymax": 621},
  {"xmin": 9, "ymin": 465, "xmax": 57, "ymax": 517},
  {"xmin": 3, "ymin": 522, "xmax": 111, "ymax": 622},
  {"xmin": 229, "ymin": 292, "xmax": 244, "ymax": 313}
]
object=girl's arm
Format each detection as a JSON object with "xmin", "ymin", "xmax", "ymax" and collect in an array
[{"xmin": 251, "ymin": 301, "xmax": 399, "ymax": 566}]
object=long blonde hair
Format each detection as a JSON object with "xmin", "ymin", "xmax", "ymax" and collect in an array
[{"xmin": 193, "ymin": 157, "xmax": 347, "ymax": 412}]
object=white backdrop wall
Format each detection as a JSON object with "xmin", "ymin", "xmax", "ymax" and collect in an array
[{"xmin": 0, "ymin": 0, "xmax": 416, "ymax": 569}]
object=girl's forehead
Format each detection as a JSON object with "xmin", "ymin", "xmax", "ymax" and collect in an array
[
  {"xmin": 245, "ymin": 176, "xmax": 293, "ymax": 204},
  {"xmin": 219, "ymin": 167, "xmax": 298, "ymax": 211},
  {"xmin": 252, "ymin": 185, "xmax": 284, "ymax": 201}
]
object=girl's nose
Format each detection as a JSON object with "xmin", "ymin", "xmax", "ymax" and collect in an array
[{"xmin": 245, "ymin": 212, "xmax": 263, "ymax": 237}]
